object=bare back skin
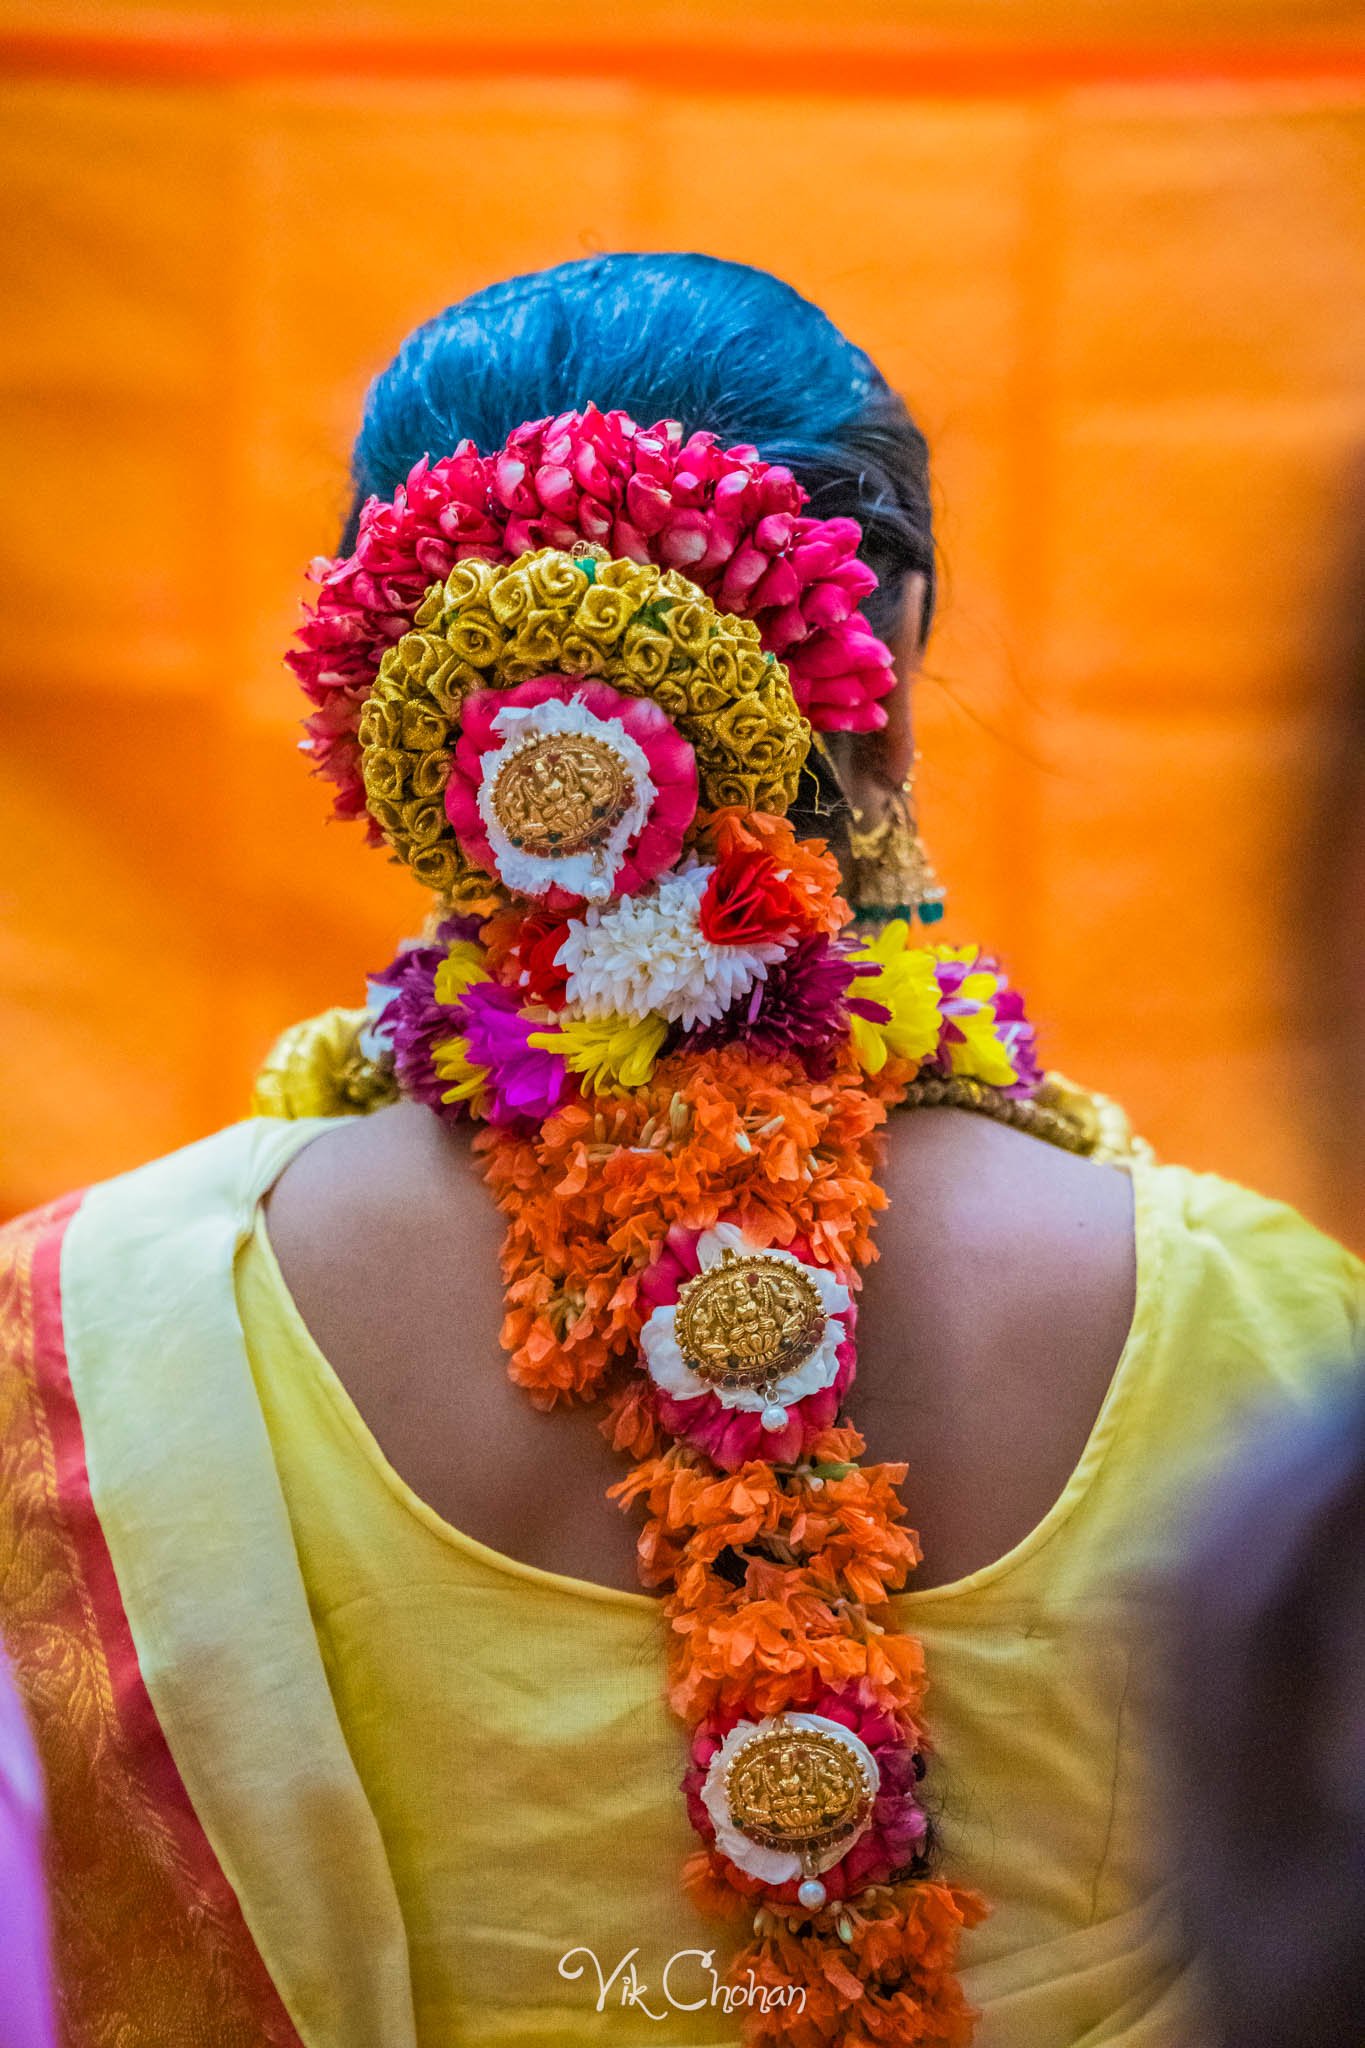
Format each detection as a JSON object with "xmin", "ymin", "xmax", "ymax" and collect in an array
[{"xmin": 264, "ymin": 1101, "xmax": 1136, "ymax": 1594}]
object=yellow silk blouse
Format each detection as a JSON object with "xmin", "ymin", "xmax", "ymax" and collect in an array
[{"xmin": 236, "ymin": 1149, "xmax": 1364, "ymax": 2048}]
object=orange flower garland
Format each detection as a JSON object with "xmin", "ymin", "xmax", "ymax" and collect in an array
[
  {"xmin": 474, "ymin": 1004, "xmax": 987, "ymax": 2041},
  {"xmin": 294, "ymin": 528, "xmax": 1046, "ymax": 2042}
]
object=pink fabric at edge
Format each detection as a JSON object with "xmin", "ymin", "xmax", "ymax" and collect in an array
[{"xmin": 0, "ymin": 1646, "xmax": 56, "ymax": 2048}]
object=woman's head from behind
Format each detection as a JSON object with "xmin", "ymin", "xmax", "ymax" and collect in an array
[{"xmin": 344, "ymin": 254, "xmax": 935, "ymax": 832}]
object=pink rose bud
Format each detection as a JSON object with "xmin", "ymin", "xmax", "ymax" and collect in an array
[
  {"xmin": 535, "ymin": 464, "xmax": 578, "ymax": 518},
  {"xmin": 414, "ymin": 538, "xmax": 455, "ymax": 577},
  {"xmin": 792, "ymin": 622, "xmax": 889, "ymax": 680},
  {"xmin": 790, "ymin": 535, "xmax": 843, "ymax": 581},
  {"xmin": 806, "ymin": 672, "xmax": 878, "ymax": 707},
  {"xmin": 822, "ymin": 516, "xmax": 865, "ymax": 550},
  {"xmin": 714, "ymin": 469, "xmax": 755, "ymax": 514},
  {"xmin": 764, "ymin": 602, "xmax": 810, "ymax": 651},
  {"xmin": 609, "ymin": 519, "xmax": 651, "ymax": 563},
  {"xmin": 492, "ymin": 454, "xmax": 532, "ymax": 511},
  {"xmin": 832, "ymin": 558, "xmax": 878, "ymax": 601},
  {"xmin": 658, "ymin": 511, "xmax": 711, "ymax": 568},
  {"xmin": 717, "ymin": 540, "xmax": 770, "ymax": 603},
  {"xmin": 756, "ymin": 470, "xmax": 803, "ymax": 516},
  {"xmin": 749, "ymin": 556, "xmax": 802, "ymax": 612},
  {"xmin": 801, "ymin": 582, "xmax": 856, "ymax": 631},
  {"xmin": 753, "ymin": 512, "xmax": 797, "ymax": 552},
  {"xmin": 571, "ymin": 443, "xmax": 613, "ymax": 498},
  {"xmin": 694, "ymin": 518, "xmax": 743, "ymax": 575},
  {"xmin": 673, "ymin": 467, "xmax": 709, "ymax": 502},
  {"xmin": 578, "ymin": 498, "xmax": 614, "ymax": 542},
  {"xmin": 625, "ymin": 474, "xmax": 673, "ymax": 535},
  {"xmin": 843, "ymin": 623, "xmax": 896, "ymax": 669}
]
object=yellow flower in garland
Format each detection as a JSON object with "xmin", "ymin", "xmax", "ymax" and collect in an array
[
  {"xmin": 431, "ymin": 1032, "xmax": 491, "ymax": 1116},
  {"xmin": 847, "ymin": 922, "xmax": 941, "ymax": 1075},
  {"xmin": 433, "ymin": 939, "xmax": 491, "ymax": 1007},
  {"xmin": 529, "ymin": 1012, "xmax": 668, "ymax": 1095},
  {"xmin": 429, "ymin": 939, "xmax": 493, "ymax": 1114},
  {"xmin": 933, "ymin": 945, "xmax": 1023, "ymax": 1088}
]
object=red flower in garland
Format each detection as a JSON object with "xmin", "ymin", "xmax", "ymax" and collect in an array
[
  {"xmin": 506, "ymin": 908, "xmax": 572, "ymax": 1009},
  {"xmin": 698, "ymin": 848, "xmax": 808, "ymax": 949}
]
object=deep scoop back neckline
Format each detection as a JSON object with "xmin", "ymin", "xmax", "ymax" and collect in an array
[{"xmin": 248, "ymin": 1124, "xmax": 1158, "ymax": 1618}]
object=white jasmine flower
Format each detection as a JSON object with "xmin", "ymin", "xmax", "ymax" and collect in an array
[{"xmin": 559, "ymin": 868, "xmax": 788, "ymax": 1030}]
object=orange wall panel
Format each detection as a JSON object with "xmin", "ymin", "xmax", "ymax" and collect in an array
[{"xmin": 4, "ymin": 10, "xmax": 1365, "ymax": 1241}]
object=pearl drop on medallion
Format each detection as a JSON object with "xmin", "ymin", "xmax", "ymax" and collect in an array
[
  {"xmin": 760, "ymin": 1403, "xmax": 789, "ymax": 1432},
  {"xmin": 797, "ymin": 1878, "xmax": 828, "ymax": 1910}
]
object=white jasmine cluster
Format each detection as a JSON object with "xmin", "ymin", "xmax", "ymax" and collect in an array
[{"xmin": 558, "ymin": 867, "xmax": 788, "ymax": 1030}]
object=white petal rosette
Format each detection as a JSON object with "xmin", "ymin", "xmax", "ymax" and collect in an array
[
  {"xmin": 474, "ymin": 692, "xmax": 656, "ymax": 902},
  {"xmin": 702, "ymin": 1713, "xmax": 881, "ymax": 1884},
  {"xmin": 640, "ymin": 1223, "xmax": 851, "ymax": 1431},
  {"xmin": 558, "ymin": 867, "xmax": 789, "ymax": 1030}
]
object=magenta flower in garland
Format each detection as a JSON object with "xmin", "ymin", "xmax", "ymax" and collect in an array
[
  {"xmin": 932, "ymin": 947, "xmax": 1037, "ymax": 1092},
  {"xmin": 454, "ymin": 981, "xmax": 568, "ymax": 1125},
  {"xmin": 991, "ymin": 983, "xmax": 1042, "ymax": 1098},
  {"xmin": 370, "ymin": 917, "xmax": 483, "ymax": 1114},
  {"xmin": 692, "ymin": 933, "xmax": 880, "ymax": 1075}
]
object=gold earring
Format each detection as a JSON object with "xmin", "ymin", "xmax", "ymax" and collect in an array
[{"xmin": 846, "ymin": 770, "xmax": 946, "ymax": 929}]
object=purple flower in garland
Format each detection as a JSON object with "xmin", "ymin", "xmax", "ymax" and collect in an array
[
  {"xmin": 455, "ymin": 981, "xmax": 568, "ymax": 1125},
  {"xmin": 692, "ymin": 933, "xmax": 878, "ymax": 1074},
  {"xmin": 930, "ymin": 948, "xmax": 1041, "ymax": 1098},
  {"xmin": 991, "ymin": 983, "xmax": 1041, "ymax": 1098},
  {"xmin": 369, "ymin": 916, "xmax": 482, "ymax": 1115}
]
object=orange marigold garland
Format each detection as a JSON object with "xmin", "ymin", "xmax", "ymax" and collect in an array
[
  {"xmin": 473, "ymin": 1032, "xmax": 989, "ymax": 2042},
  {"xmin": 293, "ymin": 533, "xmax": 1047, "ymax": 2041}
]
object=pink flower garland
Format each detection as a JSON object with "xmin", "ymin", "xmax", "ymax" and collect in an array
[{"xmin": 288, "ymin": 407, "xmax": 897, "ymax": 834}]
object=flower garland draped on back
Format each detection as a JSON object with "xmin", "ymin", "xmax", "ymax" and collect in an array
[{"xmin": 282, "ymin": 410, "xmax": 1058, "ymax": 2041}]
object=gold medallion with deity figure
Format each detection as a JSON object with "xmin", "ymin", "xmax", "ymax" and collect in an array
[
  {"xmin": 725, "ymin": 1718, "xmax": 874, "ymax": 1857},
  {"xmin": 674, "ymin": 1249, "xmax": 826, "ymax": 1394},
  {"xmin": 490, "ymin": 733, "xmax": 634, "ymax": 855}
]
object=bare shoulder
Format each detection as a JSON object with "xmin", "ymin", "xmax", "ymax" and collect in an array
[
  {"xmin": 855, "ymin": 1108, "xmax": 1137, "ymax": 1584},
  {"xmin": 260, "ymin": 1101, "xmax": 645, "ymax": 1588},
  {"xmin": 870, "ymin": 1105, "xmax": 1136, "ymax": 1329},
  {"xmin": 263, "ymin": 1102, "xmax": 506, "ymax": 1375},
  {"xmin": 266, "ymin": 1098, "xmax": 492, "ymax": 1243}
]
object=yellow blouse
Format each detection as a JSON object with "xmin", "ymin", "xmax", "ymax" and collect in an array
[{"xmin": 237, "ymin": 1155, "xmax": 1364, "ymax": 2048}]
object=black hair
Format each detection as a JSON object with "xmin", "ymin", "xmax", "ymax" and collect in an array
[
  {"xmin": 346, "ymin": 252, "xmax": 933, "ymax": 651},
  {"xmin": 347, "ymin": 253, "xmax": 934, "ymax": 843}
]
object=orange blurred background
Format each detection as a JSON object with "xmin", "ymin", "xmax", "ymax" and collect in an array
[{"xmin": 4, "ymin": 3, "xmax": 1365, "ymax": 1235}]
